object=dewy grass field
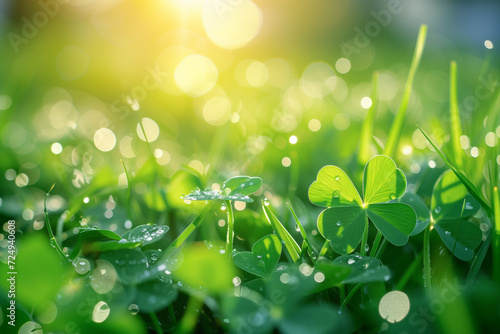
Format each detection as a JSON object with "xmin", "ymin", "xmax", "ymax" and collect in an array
[{"xmin": 0, "ymin": 0, "xmax": 499, "ymax": 333}]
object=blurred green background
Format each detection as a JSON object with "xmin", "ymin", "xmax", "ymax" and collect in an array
[{"xmin": 0, "ymin": 0, "xmax": 499, "ymax": 333}]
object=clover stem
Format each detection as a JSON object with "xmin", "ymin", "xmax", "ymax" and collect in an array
[
  {"xmin": 423, "ymin": 224, "xmax": 432, "ymax": 296},
  {"xmin": 150, "ymin": 312, "xmax": 164, "ymax": 334},
  {"xmin": 369, "ymin": 231, "xmax": 383, "ymax": 258},
  {"xmin": 360, "ymin": 219, "xmax": 369, "ymax": 256},
  {"xmin": 225, "ymin": 200, "xmax": 234, "ymax": 258}
]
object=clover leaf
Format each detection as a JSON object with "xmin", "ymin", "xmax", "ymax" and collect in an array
[
  {"xmin": 182, "ymin": 176, "xmax": 262, "ymax": 203},
  {"xmin": 309, "ymin": 155, "xmax": 416, "ymax": 254},
  {"xmin": 431, "ymin": 170, "xmax": 482, "ymax": 261},
  {"xmin": 233, "ymin": 234, "xmax": 282, "ymax": 278}
]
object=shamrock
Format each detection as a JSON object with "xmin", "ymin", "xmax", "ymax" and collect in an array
[
  {"xmin": 308, "ymin": 155, "xmax": 416, "ymax": 254},
  {"xmin": 430, "ymin": 170, "xmax": 482, "ymax": 261}
]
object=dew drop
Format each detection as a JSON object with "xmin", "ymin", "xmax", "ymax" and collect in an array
[
  {"xmin": 295, "ymin": 224, "xmax": 300, "ymax": 232},
  {"xmin": 221, "ymin": 203, "xmax": 227, "ymax": 211},
  {"xmin": 389, "ymin": 193, "xmax": 396, "ymax": 200},
  {"xmin": 336, "ymin": 221, "xmax": 341, "ymax": 226},
  {"xmin": 74, "ymin": 258, "xmax": 91, "ymax": 275},
  {"xmin": 128, "ymin": 304, "xmax": 140, "ymax": 315},
  {"xmin": 264, "ymin": 198, "xmax": 270, "ymax": 206},
  {"xmin": 333, "ymin": 190, "xmax": 341, "ymax": 198},
  {"xmin": 347, "ymin": 258, "xmax": 355, "ymax": 265},
  {"xmin": 465, "ymin": 202, "xmax": 474, "ymax": 210},
  {"xmin": 364, "ymin": 244, "xmax": 369, "ymax": 253},
  {"xmin": 445, "ymin": 231, "xmax": 451, "ymax": 235},
  {"xmin": 434, "ymin": 206, "xmax": 441, "ymax": 214},
  {"xmin": 334, "ymin": 175, "xmax": 340, "ymax": 181}
]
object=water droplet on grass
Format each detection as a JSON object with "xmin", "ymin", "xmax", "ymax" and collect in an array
[
  {"xmin": 445, "ymin": 231, "xmax": 451, "ymax": 235},
  {"xmin": 264, "ymin": 198, "xmax": 270, "ymax": 206},
  {"xmin": 389, "ymin": 193, "xmax": 396, "ymax": 200},
  {"xmin": 434, "ymin": 206, "xmax": 441, "ymax": 214},
  {"xmin": 128, "ymin": 304, "xmax": 139, "ymax": 315},
  {"xmin": 333, "ymin": 190, "xmax": 341, "ymax": 198},
  {"xmin": 347, "ymin": 258, "xmax": 355, "ymax": 264},
  {"xmin": 74, "ymin": 258, "xmax": 91, "ymax": 275},
  {"xmin": 364, "ymin": 244, "xmax": 369, "ymax": 252},
  {"xmin": 336, "ymin": 221, "xmax": 341, "ymax": 226},
  {"xmin": 465, "ymin": 202, "xmax": 474, "ymax": 210},
  {"xmin": 334, "ymin": 175, "xmax": 340, "ymax": 181},
  {"xmin": 221, "ymin": 203, "xmax": 227, "ymax": 211}
]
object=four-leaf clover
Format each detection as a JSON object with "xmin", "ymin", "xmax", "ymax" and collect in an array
[{"xmin": 308, "ymin": 155, "xmax": 416, "ymax": 254}]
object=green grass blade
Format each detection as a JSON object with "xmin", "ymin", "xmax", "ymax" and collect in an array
[
  {"xmin": 416, "ymin": 125, "xmax": 493, "ymax": 216},
  {"xmin": 359, "ymin": 71, "xmax": 379, "ymax": 165},
  {"xmin": 466, "ymin": 230, "xmax": 491, "ymax": 285},
  {"xmin": 449, "ymin": 61, "xmax": 463, "ymax": 170},
  {"xmin": 262, "ymin": 201, "xmax": 300, "ymax": 263},
  {"xmin": 384, "ymin": 24, "xmax": 427, "ymax": 158},
  {"xmin": 423, "ymin": 225, "xmax": 432, "ymax": 296},
  {"xmin": 44, "ymin": 184, "xmax": 70, "ymax": 263},
  {"xmin": 156, "ymin": 208, "xmax": 209, "ymax": 262},
  {"xmin": 492, "ymin": 187, "xmax": 500, "ymax": 282},
  {"xmin": 287, "ymin": 202, "xmax": 317, "ymax": 259}
]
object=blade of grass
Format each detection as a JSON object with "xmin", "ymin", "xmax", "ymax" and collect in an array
[
  {"xmin": 287, "ymin": 202, "xmax": 317, "ymax": 259},
  {"xmin": 466, "ymin": 230, "xmax": 491, "ymax": 285},
  {"xmin": 416, "ymin": 125, "xmax": 493, "ymax": 216},
  {"xmin": 397, "ymin": 252, "xmax": 423, "ymax": 290},
  {"xmin": 449, "ymin": 61, "xmax": 464, "ymax": 170},
  {"xmin": 359, "ymin": 71, "xmax": 379, "ymax": 165},
  {"xmin": 360, "ymin": 219, "xmax": 369, "ymax": 256},
  {"xmin": 319, "ymin": 240, "xmax": 330, "ymax": 257},
  {"xmin": 225, "ymin": 200, "xmax": 234, "ymax": 258},
  {"xmin": 492, "ymin": 186, "xmax": 500, "ymax": 282},
  {"xmin": 44, "ymin": 184, "xmax": 71, "ymax": 263},
  {"xmin": 120, "ymin": 159, "xmax": 134, "ymax": 222},
  {"xmin": 262, "ymin": 201, "xmax": 300, "ymax": 263},
  {"xmin": 384, "ymin": 24, "xmax": 427, "ymax": 157},
  {"xmin": 369, "ymin": 231, "xmax": 383, "ymax": 258},
  {"xmin": 155, "ymin": 208, "xmax": 209, "ymax": 265},
  {"xmin": 150, "ymin": 312, "xmax": 164, "ymax": 334},
  {"xmin": 423, "ymin": 225, "xmax": 432, "ymax": 296}
]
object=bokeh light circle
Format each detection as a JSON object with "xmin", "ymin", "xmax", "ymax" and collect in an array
[
  {"xmin": 203, "ymin": 96, "xmax": 231, "ymax": 126},
  {"xmin": 202, "ymin": 0, "xmax": 263, "ymax": 49},
  {"xmin": 94, "ymin": 128, "xmax": 116, "ymax": 152},
  {"xmin": 174, "ymin": 54, "xmax": 218, "ymax": 96},
  {"xmin": 378, "ymin": 291, "xmax": 410, "ymax": 323},
  {"xmin": 137, "ymin": 118, "xmax": 160, "ymax": 142}
]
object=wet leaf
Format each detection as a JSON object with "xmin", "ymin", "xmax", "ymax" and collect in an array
[
  {"xmin": 333, "ymin": 254, "xmax": 391, "ymax": 284},
  {"xmin": 310, "ymin": 156, "xmax": 416, "ymax": 254},
  {"xmin": 431, "ymin": 170, "xmax": 483, "ymax": 261},
  {"xmin": 233, "ymin": 234, "xmax": 282, "ymax": 278},
  {"xmin": 135, "ymin": 279, "xmax": 178, "ymax": 313}
]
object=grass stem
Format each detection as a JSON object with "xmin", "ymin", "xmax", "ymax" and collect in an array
[
  {"xmin": 423, "ymin": 225, "xmax": 432, "ymax": 296},
  {"xmin": 150, "ymin": 312, "xmax": 164, "ymax": 334},
  {"xmin": 225, "ymin": 200, "xmax": 234, "ymax": 258},
  {"xmin": 176, "ymin": 296, "xmax": 203, "ymax": 334}
]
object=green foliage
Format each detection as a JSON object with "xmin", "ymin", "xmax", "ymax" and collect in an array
[
  {"xmin": 233, "ymin": 234, "xmax": 282, "ymax": 278},
  {"xmin": 431, "ymin": 170, "xmax": 482, "ymax": 261},
  {"xmin": 309, "ymin": 155, "xmax": 416, "ymax": 254}
]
